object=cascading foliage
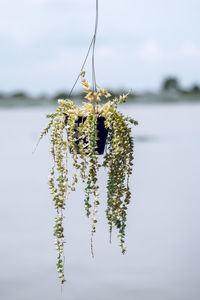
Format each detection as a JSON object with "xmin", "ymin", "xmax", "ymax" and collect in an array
[{"xmin": 39, "ymin": 72, "xmax": 138, "ymax": 285}]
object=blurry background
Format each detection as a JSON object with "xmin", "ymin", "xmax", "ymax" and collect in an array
[{"xmin": 0, "ymin": 0, "xmax": 200, "ymax": 299}]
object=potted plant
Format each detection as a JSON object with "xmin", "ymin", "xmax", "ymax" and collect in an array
[{"xmin": 38, "ymin": 71, "xmax": 138, "ymax": 285}]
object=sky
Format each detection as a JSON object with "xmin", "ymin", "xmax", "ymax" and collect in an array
[{"xmin": 0, "ymin": 0, "xmax": 200, "ymax": 95}]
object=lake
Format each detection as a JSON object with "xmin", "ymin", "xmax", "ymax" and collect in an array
[{"xmin": 0, "ymin": 103, "xmax": 200, "ymax": 300}]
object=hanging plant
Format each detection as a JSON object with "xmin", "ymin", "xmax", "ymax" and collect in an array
[
  {"xmin": 38, "ymin": 72, "xmax": 138, "ymax": 284},
  {"xmin": 35, "ymin": 0, "xmax": 138, "ymax": 286}
]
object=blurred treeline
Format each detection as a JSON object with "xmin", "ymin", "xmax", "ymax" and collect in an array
[{"xmin": 1, "ymin": 77, "xmax": 200, "ymax": 107}]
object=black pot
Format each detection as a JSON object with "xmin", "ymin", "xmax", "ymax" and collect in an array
[{"xmin": 65, "ymin": 116, "xmax": 108, "ymax": 155}]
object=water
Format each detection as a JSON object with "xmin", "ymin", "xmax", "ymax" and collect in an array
[{"xmin": 0, "ymin": 103, "xmax": 200, "ymax": 299}]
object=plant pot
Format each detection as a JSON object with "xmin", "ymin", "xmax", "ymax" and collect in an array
[{"xmin": 65, "ymin": 116, "xmax": 108, "ymax": 155}]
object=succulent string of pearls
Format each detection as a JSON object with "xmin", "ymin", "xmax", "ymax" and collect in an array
[{"xmin": 39, "ymin": 71, "xmax": 138, "ymax": 285}]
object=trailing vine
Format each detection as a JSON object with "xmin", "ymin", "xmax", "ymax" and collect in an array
[{"xmin": 38, "ymin": 72, "xmax": 138, "ymax": 285}]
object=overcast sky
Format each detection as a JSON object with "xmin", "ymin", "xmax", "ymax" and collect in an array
[{"xmin": 0, "ymin": 0, "xmax": 200, "ymax": 94}]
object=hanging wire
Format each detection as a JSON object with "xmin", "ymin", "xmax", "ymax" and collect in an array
[
  {"xmin": 68, "ymin": 0, "xmax": 99, "ymax": 98},
  {"xmin": 92, "ymin": 0, "xmax": 99, "ymax": 92},
  {"xmin": 68, "ymin": 36, "xmax": 94, "ymax": 98}
]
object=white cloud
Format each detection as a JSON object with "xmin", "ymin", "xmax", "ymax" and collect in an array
[
  {"xmin": 138, "ymin": 41, "xmax": 164, "ymax": 63},
  {"xmin": 179, "ymin": 42, "xmax": 200, "ymax": 60}
]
